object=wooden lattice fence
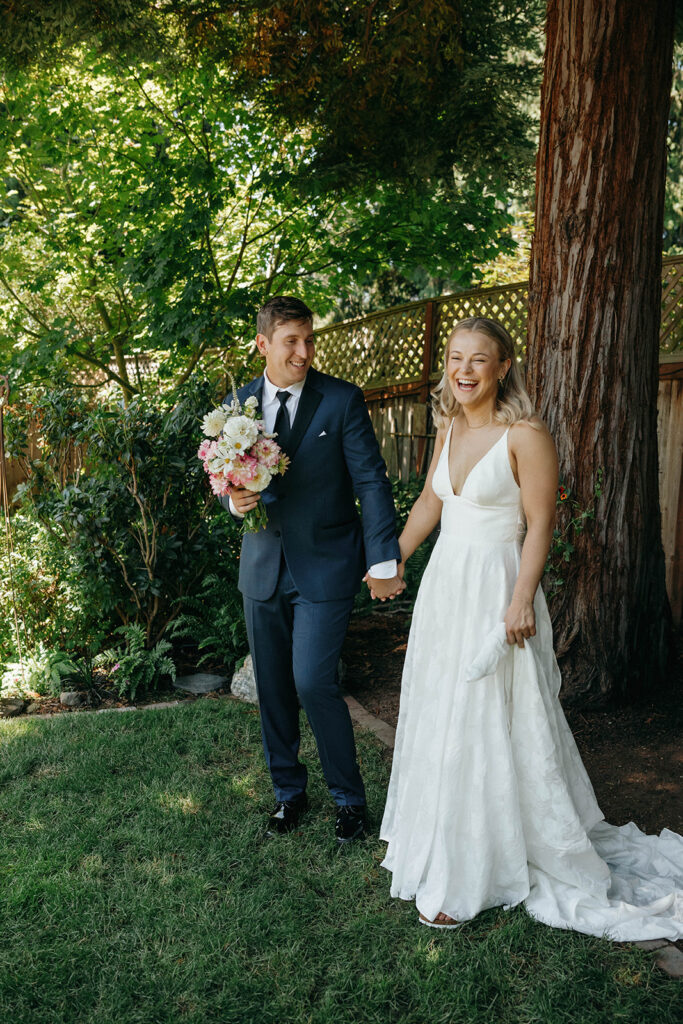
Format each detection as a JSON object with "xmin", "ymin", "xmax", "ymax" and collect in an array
[
  {"xmin": 315, "ymin": 254, "xmax": 683, "ymax": 392},
  {"xmin": 315, "ymin": 258, "xmax": 683, "ymax": 623}
]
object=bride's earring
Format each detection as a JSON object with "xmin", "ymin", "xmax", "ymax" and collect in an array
[{"xmin": 498, "ymin": 375, "xmax": 507, "ymax": 396}]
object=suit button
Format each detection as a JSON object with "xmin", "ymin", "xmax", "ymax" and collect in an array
[{"xmin": 274, "ymin": 530, "xmax": 281, "ymax": 537}]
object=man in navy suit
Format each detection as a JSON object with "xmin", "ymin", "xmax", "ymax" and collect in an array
[{"xmin": 226, "ymin": 296, "xmax": 403, "ymax": 843}]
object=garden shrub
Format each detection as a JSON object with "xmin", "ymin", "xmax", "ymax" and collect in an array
[
  {"xmin": 0, "ymin": 513, "xmax": 102, "ymax": 668},
  {"xmin": 1, "ymin": 643, "xmax": 77, "ymax": 697},
  {"xmin": 108, "ymin": 624, "xmax": 176, "ymax": 701},
  {"xmin": 2, "ymin": 377, "xmax": 247, "ymax": 686}
]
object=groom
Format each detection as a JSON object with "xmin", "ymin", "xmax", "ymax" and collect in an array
[{"xmin": 224, "ymin": 296, "xmax": 403, "ymax": 843}]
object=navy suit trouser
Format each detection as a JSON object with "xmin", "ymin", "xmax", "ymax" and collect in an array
[{"xmin": 243, "ymin": 559, "xmax": 366, "ymax": 807}]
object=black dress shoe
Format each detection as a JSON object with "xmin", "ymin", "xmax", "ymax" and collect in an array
[
  {"xmin": 265, "ymin": 795, "xmax": 308, "ymax": 837},
  {"xmin": 335, "ymin": 804, "xmax": 367, "ymax": 845}
]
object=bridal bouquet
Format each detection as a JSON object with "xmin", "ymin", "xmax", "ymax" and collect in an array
[{"xmin": 198, "ymin": 387, "xmax": 289, "ymax": 533}]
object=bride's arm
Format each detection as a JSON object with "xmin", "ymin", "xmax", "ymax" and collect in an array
[
  {"xmin": 506, "ymin": 420, "xmax": 559, "ymax": 647},
  {"xmin": 398, "ymin": 426, "xmax": 447, "ymax": 565}
]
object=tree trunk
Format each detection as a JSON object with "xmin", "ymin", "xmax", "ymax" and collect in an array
[{"xmin": 527, "ymin": 0, "xmax": 675, "ymax": 704}]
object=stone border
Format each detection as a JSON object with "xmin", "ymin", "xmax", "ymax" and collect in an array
[
  {"xmin": 343, "ymin": 694, "xmax": 396, "ymax": 749},
  {"xmin": 631, "ymin": 939, "xmax": 683, "ymax": 979}
]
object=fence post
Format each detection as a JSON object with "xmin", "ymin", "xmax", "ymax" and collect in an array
[
  {"xmin": 420, "ymin": 301, "xmax": 436, "ymax": 403},
  {"xmin": 414, "ymin": 301, "xmax": 437, "ymax": 474}
]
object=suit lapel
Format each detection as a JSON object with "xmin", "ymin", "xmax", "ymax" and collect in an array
[
  {"xmin": 248, "ymin": 377, "xmax": 265, "ymax": 417},
  {"xmin": 288, "ymin": 376, "xmax": 323, "ymax": 460}
]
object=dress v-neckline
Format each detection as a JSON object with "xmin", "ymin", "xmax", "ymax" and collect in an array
[{"xmin": 446, "ymin": 421, "xmax": 510, "ymax": 497}]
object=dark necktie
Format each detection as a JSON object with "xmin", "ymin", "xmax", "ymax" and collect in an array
[{"xmin": 274, "ymin": 390, "xmax": 292, "ymax": 453}]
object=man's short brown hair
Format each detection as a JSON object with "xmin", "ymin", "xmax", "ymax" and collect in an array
[{"xmin": 256, "ymin": 296, "xmax": 314, "ymax": 340}]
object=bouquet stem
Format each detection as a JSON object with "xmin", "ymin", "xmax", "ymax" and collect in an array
[{"xmin": 241, "ymin": 500, "xmax": 269, "ymax": 534}]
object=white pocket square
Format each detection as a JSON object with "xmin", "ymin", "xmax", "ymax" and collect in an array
[{"xmin": 318, "ymin": 430, "xmax": 327, "ymax": 437}]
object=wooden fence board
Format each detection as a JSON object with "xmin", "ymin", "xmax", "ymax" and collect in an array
[{"xmin": 657, "ymin": 376, "xmax": 683, "ymax": 624}]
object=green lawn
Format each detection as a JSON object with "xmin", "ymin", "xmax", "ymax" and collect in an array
[{"xmin": 0, "ymin": 700, "xmax": 679, "ymax": 1024}]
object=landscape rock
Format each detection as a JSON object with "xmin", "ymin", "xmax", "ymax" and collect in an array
[
  {"xmin": 230, "ymin": 657, "xmax": 347, "ymax": 706},
  {"xmin": 59, "ymin": 690, "xmax": 89, "ymax": 708},
  {"xmin": 26, "ymin": 702, "xmax": 41, "ymax": 714},
  {"xmin": 231, "ymin": 656, "xmax": 258, "ymax": 704},
  {"xmin": 0, "ymin": 697, "xmax": 27, "ymax": 718},
  {"xmin": 173, "ymin": 672, "xmax": 227, "ymax": 695},
  {"xmin": 655, "ymin": 944, "xmax": 683, "ymax": 979}
]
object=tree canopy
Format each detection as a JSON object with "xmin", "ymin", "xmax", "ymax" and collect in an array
[
  {"xmin": 0, "ymin": 3, "xmax": 547, "ymax": 396},
  {"xmin": 0, "ymin": 2, "xmax": 544, "ymax": 185},
  {"xmin": 0, "ymin": 49, "xmax": 518, "ymax": 395}
]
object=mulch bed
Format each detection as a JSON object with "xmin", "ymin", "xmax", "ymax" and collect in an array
[{"xmin": 342, "ymin": 607, "xmax": 683, "ymax": 837}]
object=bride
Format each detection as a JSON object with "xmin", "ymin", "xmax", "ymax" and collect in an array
[{"xmin": 378, "ymin": 317, "xmax": 683, "ymax": 938}]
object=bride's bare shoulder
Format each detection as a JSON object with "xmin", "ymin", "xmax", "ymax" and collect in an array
[
  {"xmin": 509, "ymin": 415, "xmax": 552, "ymax": 439},
  {"xmin": 508, "ymin": 417, "xmax": 557, "ymax": 459}
]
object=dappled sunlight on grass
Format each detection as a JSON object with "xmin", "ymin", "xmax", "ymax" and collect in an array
[
  {"xmin": 23, "ymin": 818, "xmax": 45, "ymax": 833},
  {"xmin": 30, "ymin": 764, "xmax": 61, "ymax": 779},
  {"xmin": 132, "ymin": 857, "xmax": 183, "ymax": 884},
  {"xmin": 0, "ymin": 700, "xmax": 679, "ymax": 1024},
  {"xmin": 226, "ymin": 771, "xmax": 262, "ymax": 802},
  {"xmin": 424, "ymin": 942, "xmax": 443, "ymax": 963},
  {"xmin": 79, "ymin": 853, "xmax": 105, "ymax": 876},
  {"xmin": 0, "ymin": 717, "xmax": 40, "ymax": 740},
  {"xmin": 158, "ymin": 791, "xmax": 202, "ymax": 816}
]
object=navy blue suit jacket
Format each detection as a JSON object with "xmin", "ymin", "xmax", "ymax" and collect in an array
[{"xmin": 222, "ymin": 368, "xmax": 400, "ymax": 602}]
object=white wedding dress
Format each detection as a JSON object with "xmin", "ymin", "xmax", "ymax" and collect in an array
[{"xmin": 380, "ymin": 423, "xmax": 683, "ymax": 940}]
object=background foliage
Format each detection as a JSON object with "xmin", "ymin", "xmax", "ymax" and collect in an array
[
  {"xmin": 1, "ymin": 378, "xmax": 246, "ymax": 697},
  {"xmin": 0, "ymin": 42, "xmax": 524, "ymax": 397}
]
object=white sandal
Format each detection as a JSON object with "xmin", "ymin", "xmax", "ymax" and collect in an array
[{"xmin": 418, "ymin": 912, "xmax": 460, "ymax": 930}]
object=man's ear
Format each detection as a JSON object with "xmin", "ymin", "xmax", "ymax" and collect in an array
[{"xmin": 255, "ymin": 333, "xmax": 269, "ymax": 356}]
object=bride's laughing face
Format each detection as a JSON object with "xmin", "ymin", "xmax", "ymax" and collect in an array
[{"xmin": 447, "ymin": 330, "xmax": 510, "ymax": 409}]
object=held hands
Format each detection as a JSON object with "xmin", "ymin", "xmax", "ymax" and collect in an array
[
  {"xmin": 363, "ymin": 562, "xmax": 406, "ymax": 602},
  {"xmin": 504, "ymin": 596, "xmax": 536, "ymax": 648}
]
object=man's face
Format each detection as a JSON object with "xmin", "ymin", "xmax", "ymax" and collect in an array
[{"xmin": 256, "ymin": 318, "xmax": 315, "ymax": 389}]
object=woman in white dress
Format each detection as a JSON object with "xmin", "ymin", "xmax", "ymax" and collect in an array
[{"xmin": 379, "ymin": 317, "xmax": 683, "ymax": 938}]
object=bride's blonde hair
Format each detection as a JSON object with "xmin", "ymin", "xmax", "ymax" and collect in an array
[{"xmin": 431, "ymin": 317, "xmax": 535, "ymax": 430}]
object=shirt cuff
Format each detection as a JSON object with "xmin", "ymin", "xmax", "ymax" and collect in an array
[
  {"xmin": 367, "ymin": 559, "xmax": 398, "ymax": 579},
  {"xmin": 229, "ymin": 496, "xmax": 245, "ymax": 519}
]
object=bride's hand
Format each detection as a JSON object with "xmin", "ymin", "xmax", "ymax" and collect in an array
[{"xmin": 504, "ymin": 598, "xmax": 536, "ymax": 648}]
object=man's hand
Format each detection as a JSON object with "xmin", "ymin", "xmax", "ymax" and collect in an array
[
  {"xmin": 230, "ymin": 486, "xmax": 261, "ymax": 515},
  {"xmin": 363, "ymin": 573, "xmax": 406, "ymax": 602}
]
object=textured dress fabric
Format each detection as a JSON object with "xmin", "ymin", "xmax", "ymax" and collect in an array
[{"xmin": 380, "ymin": 423, "xmax": 683, "ymax": 940}]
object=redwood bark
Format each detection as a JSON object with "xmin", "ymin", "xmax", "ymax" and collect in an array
[{"xmin": 527, "ymin": 0, "xmax": 675, "ymax": 704}]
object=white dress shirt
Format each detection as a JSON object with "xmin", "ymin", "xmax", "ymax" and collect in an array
[{"xmin": 230, "ymin": 371, "xmax": 397, "ymax": 580}]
